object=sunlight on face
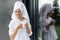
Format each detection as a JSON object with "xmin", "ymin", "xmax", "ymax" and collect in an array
[
  {"xmin": 15, "ymin": 9, "xmax": 22, "ymax": 15},
  {"xmin": 47, "ymin": 10, "xmax": 52, "ymax": 17},
  {"xmin": 15, "ymin": 9, "xmax": 23, "ymax": 18}
]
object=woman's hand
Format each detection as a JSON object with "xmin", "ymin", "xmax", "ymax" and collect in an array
[
  {"xmin": 52, "ymin": 19, "xmax": 55, "ymax": 24},
  {"xmin": 50, "ymin": 19, "xmax": 56, "ymax": 25},
  {"xmin": 25, "ymin": 22, "xmax": 28, "ymax": 28},
  {"xmin": 25, "ymin": 22, "xmax": 31, "ymax": 34},
  {"xmin": 16, "ymin": 24, "xmax": 22, "ymax": 30},
  {"xmin": 46, "ymin": 19, "xmax": 56, "ymax": 31},
  {"xmin": 9, "ymin": 24, "xmax": 22, "ymax": 40}
]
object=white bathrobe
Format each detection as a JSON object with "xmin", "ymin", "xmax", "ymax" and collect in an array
[
  {"xmin": 8, "ymin": 1, "xmax": 32, "ymax": 40},
  {"xmin": 43, "ymin": 17, "xmax": 58, "ymax": 40},
  {"xmin": 40, "ymin": 4, "xmax": 58, "ymax": 40},
  {"xmin": 8, "ymin": 19, "xmax": 32, "ymax": 40}
]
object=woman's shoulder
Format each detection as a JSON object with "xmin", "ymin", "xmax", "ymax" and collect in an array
[
  {"xmin": 9, "ymin": 20, "xmax": 16, "ymax": 23},
  {"xmin": 8, "ymin": 20, "xmax": 16, "ymax": 27}
]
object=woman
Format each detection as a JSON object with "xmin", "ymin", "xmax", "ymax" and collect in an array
[
  {"xmin": 40, "ymin": 4, "xmax": 58, "ymax": 40},
  {"xmin": 8, "ymin": 1, "xmax": 32, "ymax": 40}
]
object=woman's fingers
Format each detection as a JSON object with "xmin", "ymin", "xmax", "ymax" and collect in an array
[
  {"xmin": 52, "ymin": 19, "xmax": 56, "ymax": 24},
  {"xmin": 17, "ymin": 24, "xmax": 22, "ymax": 29},
  {"xmin": 25, "ymin": 22, "xmax": 28, "ymax": 28}
]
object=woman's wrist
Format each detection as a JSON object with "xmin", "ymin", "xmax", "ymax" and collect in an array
[{"xmin": 14, "ymin": 27, "xmax": 19, "ymax": 32}]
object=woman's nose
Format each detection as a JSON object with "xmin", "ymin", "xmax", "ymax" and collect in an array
[
  {"xmin": 17, "ymin": 12, "xmax": 19, "ymax": 14},
  {"xmin": 16, "ymin": 12, "xmax": 20, "ymax": 14}
]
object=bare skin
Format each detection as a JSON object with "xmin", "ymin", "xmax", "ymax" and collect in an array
[
  {"xmin": 25, "ymin": 22, "xmax": 31, "ymax": 34},
  {"xmin": 46, "ymin": 19, "xmax": 55, "ymax": 31},
  {"xmin": 46, "ymin": 11, "xmax": 56, "ymax": 31},
  {"xmin": 9, "ymin": 24, "xmax": 22, "ymax": 40},
  {"xmin": 9, "ymin": 9, "xmax": 31, "ymax": 40}
]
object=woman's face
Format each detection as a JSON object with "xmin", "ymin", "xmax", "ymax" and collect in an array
[
  {"xmin": 47, "ymin": 10, "xmax": 52, "ymax": 17},
  {"xmin": 15, "ymin": 9, "xmax": 22, "ymax": 18}
]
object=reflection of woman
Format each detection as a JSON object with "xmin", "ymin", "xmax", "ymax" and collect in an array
[
  {"xmin": 8, "ymin": 1, "xmax": 32, "ymax": 40},
  {"xmin": 40, "ymin": 4, "xmax": 58, "ymax": 40}
]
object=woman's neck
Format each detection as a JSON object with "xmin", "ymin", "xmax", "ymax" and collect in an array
[{"xmin": 18, "ymin": 16, "xmax": 24, "ymax": 21}]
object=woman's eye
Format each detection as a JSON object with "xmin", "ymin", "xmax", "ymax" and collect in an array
[
  {"xmin": 19, "ymin": 11, "xmax": 21, "ymax": 13},
  {"xmin": 15, "ymin": 11, "xmax": 17, "ymax": 13}
]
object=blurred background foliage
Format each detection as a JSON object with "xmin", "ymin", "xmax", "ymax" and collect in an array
[
  {"xmin": 52, "ymin": 0, "xmax": 60, "ymax": 25},
  {"xmin": 52, "ymin": 0, "xmax": 60, "ymax": 40}
]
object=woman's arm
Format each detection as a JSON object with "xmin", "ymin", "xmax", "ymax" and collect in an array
[
  {"xmin": 9, "ymin": 24, "xmax": 22, "ymax": 40},
  {"xmin": 46, "ymin": 19, "xmax": 56, "ymax": 31},
  {"xmin": 25, "ymin": 22, "xmax": 31, "ymax": 34}
]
